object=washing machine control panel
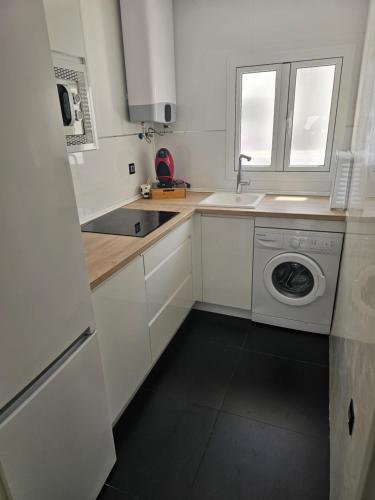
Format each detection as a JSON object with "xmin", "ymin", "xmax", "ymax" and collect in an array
[
  {"xmin": 285, "ymin": 234, "xmax": 341, "ymax": 254},
  {"xmin": 255, "ymin": 229, "xmax": 343, "ymax": 255}
]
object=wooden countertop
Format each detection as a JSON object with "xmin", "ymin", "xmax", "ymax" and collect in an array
[
  {"xmin": 129, "ymin": 192, "xmax": 345, "ymax": 220},
  {"xmin": 82, "ymin": 191, "xmax": 345, "ymax": 290}
]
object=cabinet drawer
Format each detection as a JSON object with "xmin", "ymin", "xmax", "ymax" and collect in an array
[
  {"xmin": 143, "ymin": 219, "xmax": 192, "ymax": 275},
  {"xmin": 146, "ymin": 238, "xmax": 192, "ymax": 321},
  {"xmin": 149, "ymin": 274, "xmax": 193, "ymax": 361}
]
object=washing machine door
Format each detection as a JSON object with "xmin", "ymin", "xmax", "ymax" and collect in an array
[{"xmin": 263, "ymin": 253, "xmax": 326, "ymax": 306}]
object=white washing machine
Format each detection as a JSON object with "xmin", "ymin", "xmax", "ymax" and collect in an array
[{"xmin": 252, "ymin": 227, "xmax": 343, "ymax": 334}]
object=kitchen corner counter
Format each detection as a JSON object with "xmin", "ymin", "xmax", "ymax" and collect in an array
[{"xmin": 82, "ymin": 191, "xmax": 345, "ymax": 290}]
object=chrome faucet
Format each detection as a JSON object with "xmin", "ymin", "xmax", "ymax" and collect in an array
[{"xmin": 237, "ymin": 154, "xmax": 251, "ymax": 194}]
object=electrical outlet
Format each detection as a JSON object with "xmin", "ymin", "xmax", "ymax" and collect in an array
[
  {"xmin": 348, "ymin": 398, "xmax": 355, "ymax": 436},
  {"xmin": 129, "ymin": 163, "xmax": 136, "ymax": 175}
]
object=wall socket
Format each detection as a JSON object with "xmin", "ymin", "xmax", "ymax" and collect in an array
[{"xmin": 129, "ymin": 163, "xmax": 136, "ymax": 175}]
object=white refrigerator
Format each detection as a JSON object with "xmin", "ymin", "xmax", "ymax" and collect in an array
[{"xmin": 0, "ymin": 1, "xmax": 116, "ymax": 499}]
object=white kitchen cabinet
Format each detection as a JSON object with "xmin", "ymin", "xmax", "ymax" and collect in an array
[
  {"xmin": 143, "ymin": 218, "xmax": 193, "ymax": 275},
  {"xmin": 43, "ymin": 0, "xmax": 86, "ymax": 57},
  {"xmin": 143, "ymin": 219, "xmax": 194, "ymax": 361},
  {"xmin": 192, "ymin": 214, "xmax": 203, "ymax": 301},
  {"xmin": 202, "ymin": 215, "xmax": 254, "ymax": 310},
  {"xmin": 92, "ymin": 257, "xmax": 151, "ymax": 423},
  {"xmin": 149, "ymin": 275, "xmax": 193, "ymax": 361},
  {"xmin": 145, "ymin": 238, "xmax": 192, "ymax": 321}
]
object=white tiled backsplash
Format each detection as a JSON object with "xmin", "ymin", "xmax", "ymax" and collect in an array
[
  {"xmin": 68, "ymin": 0, "xmax": 155, "ymax": 223},
  {"xmin": 69, "ymin": 135, "xmax": 154, "ymax": 223}
]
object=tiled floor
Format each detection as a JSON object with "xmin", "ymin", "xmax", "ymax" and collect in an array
[{"xmin": 98, "ymin": 310, "xmax": 329, "ymax": 500}]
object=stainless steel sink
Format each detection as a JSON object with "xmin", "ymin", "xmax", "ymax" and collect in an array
[{"xmin": 198, "ymin": 192, "xmax": 265, "ymax": 209}]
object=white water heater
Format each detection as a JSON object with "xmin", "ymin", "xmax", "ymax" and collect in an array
[{"xmin": 120, "ymin": 0, "xmax": 177, "ymax": 124}]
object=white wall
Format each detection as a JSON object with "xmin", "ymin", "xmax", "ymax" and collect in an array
[
  {"xmin": 155, "ymin": 0, "xmax": 369, "ymax": 193},
  {"xmin": 68, "ymin": 0, "xmax": 155, "ymax": 222},
  {"xmin": 330, "ymin": 0, "xmax": 375, "ymax": 497}
]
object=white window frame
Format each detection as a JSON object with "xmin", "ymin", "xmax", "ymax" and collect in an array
[
  {"xmin": 234, "ymin": 58, "xmax": 342, "ymax": 173},
  {"xmin": 225, "ymin": 45, "xmax": 357, "ymax": 195},
  {"xmin": 284, "ymin": 57, "xmax": 342, "ymax": 172},
  {"xmin": 235, "ymin": 64, "xmax": 283, "ymax": 172}
]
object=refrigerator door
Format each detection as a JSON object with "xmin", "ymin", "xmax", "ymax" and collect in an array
[
  {"xmin": 0, "ymin": 481, "xmax": 7, "ymax": 500},
  {"xmin": 0, "ymin": 0, "xmax": 95, "ymax": 408},
  {"xmin": 0, "ymin": 333, "xmax": 116, "ymax": 500}
]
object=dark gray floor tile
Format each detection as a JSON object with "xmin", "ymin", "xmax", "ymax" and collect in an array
[
  {"xmin": 223, "ymin": 349, "xmax": 328, "ymax": 437},
  {"xmin": 108, "ymin": 392, "xmax": 217, "ymax": 500},
  {"xmin": 143, "ymin": 330, "xmax": 241, "ymax": 409},
  {"xmin": 245, "ymin": 321, "xmax": 329, "ymax": 365},
  {"xmin": 190, "ymin": 412, "xmax": 329, "ymax": 500},
  {"xmin": 180, "ymin": 309, "xmax": 249, "ymax": 348},
  {"xmin": 103, "ymin": 311, "xmax": 329, "ymax": 500}
]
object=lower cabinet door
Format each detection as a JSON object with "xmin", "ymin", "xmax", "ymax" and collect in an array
[
  {"xmin": 92, "ymin": 256, "xmax": 151, "ymax": 423},
  {"xmin": 202, "ymin": 216, "xmax": 254, "ymax": 310},
  {"xmin": 149, "ymin": 274, "xmax": 193, "ymax": 362}
]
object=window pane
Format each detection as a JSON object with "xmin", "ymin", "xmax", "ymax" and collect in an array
[
  {"xmin": 290, "ymin": 65, "xmax": 336, "ymax": 166},
  {"xmin": 240, "ymin": 71, "xmax": 276, "ymax": 166}
]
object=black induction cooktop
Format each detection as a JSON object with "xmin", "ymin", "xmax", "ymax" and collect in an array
[{"xmin": 81, "ymin": 208, "xmax": 178, "ymax": 238}]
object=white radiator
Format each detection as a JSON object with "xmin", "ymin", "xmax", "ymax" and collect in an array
[{"xmin": 329, "ymin": 151, "xmax": 353, "ymax": 209}]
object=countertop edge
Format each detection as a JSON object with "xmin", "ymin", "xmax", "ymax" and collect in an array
[{"xmin": 195, "ymin": 207, "xmax": 346, "ymax": 221}]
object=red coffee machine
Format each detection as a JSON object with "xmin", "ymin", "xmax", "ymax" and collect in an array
[{"xmin": 155, "ymin": 148, "xmax": 174, "ymax": 187}]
